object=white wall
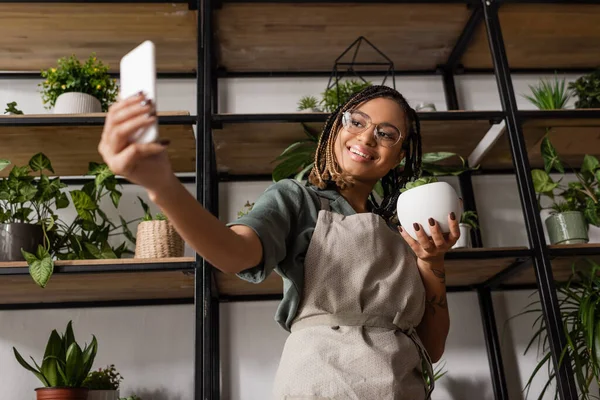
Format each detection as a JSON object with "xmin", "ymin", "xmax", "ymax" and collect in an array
[{"xmin": 1, "ymin": 73, "xmax": 598, "ymax": 400}]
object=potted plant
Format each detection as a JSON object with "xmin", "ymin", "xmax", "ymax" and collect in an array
[
  {"xmin": 237, "ymin": 201, "xmax": 255, "ymax": 218},
  {"xmin": 120, "ymin": 396, "xmax": 141, "ymax": 400},
  {"xmin": 297, "ymin": 96, "xmax": 321, "ymax": 113},
  {"xmin": 531, "ymin": 136, "xmax": 599, "ymax": 245},
  {"xmin": 134, "ymin": 197, "xmax": 184, "ymax": 259},
  {"xmin": 39, "ymin": 53, "xmax": 118, "ymax": 114},
  {"xmin": 569, "ymin": 68, "xmax": 600, "ymax": 109},
  {"xmin": 510, "ymin": 259, "xmax": 600, "ymax": 400},
  {"xmin": 452, "ymin": 211, "xmax": 478, "ymax": 249},
  {"xmin": 0, "ymin": 154, "xmax": 68, "ymax": 266},
  {"xmin": 523, "ymin": 75, "xmax": 572, "ymax": 110},
  {"xmin": 320, "ymin": 79, "xmax": 372, "ymax": 112},
  {"xmin": 13, "ymin": 320, "xmax": 98, "ymax": 400},
  {"xmin": 83, "ymin": 364, "xmax": 123, "ymax": 400},
  {"xmin": 4, "ymin": 101, "xmax": 23, "ymax": 115}
]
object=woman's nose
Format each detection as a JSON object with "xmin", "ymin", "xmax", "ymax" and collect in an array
[{"xmin": 357, "ymin": 125, "xmax": 378, "ymax": 146}]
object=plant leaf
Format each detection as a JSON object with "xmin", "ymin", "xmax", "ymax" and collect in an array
[
  {"xmin": 582, "ymin": 155, "xmax": 600, "ymax": 176},
  {"xmin": 65, "ymin": 342, "xmax": 83, "ymax": 387},
  {"xmin": 55, "ymin": 192, "xmax": 70, "ymax": 209},
  {"xmin": 29, "ymin": 153, "xmax": 54, "ymax": 173},
  {"xmin": 22, "ymin": 247, "xmax": 54, "ymax": 288},
  {"xmin": 71, "ymin": 190, "xmax": 96, "ymax": 221},
  {"xmin": 541, "ymin": 136, "xmax": 564, "ymax": 174},
  {"xmin": 41, "ymin": 329, "xmax": 63, "ymax": 387},
  {"xmin": 110, "ymin": 190, "xmax": 122, "ymax": 208},
  {"xmin": 532, "ymin": 169, "xmax": 558, "ymax": 194},
  {"xmin": 13, "ymin": 347, "xmax": 49, "ymax": 387},
  {"xmin": 119, "ymin": 216, "xmax": 136, "ymax": 245},
  {"xmin": 80, "ymin": 335, "xmax": 98, "ymax": 385}
]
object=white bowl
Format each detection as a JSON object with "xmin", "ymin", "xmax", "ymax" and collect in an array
[{"xmin": 396, "ymin": 181, "xmax": 463, "ymax": 240}]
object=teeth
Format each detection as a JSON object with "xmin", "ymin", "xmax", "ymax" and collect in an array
[{"xmin": 350, "ymin": 148, "xmax": 370, "ymax": 159}]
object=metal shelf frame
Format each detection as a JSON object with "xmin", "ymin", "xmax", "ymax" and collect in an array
[{"xmin": 0, "ymin": 1, "xmax": 596, "ymax": 399}]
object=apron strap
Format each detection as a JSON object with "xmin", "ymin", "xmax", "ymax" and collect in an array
[{"xmin": 291, "ymin": 312, "xmax": 435, "ymax": 399}]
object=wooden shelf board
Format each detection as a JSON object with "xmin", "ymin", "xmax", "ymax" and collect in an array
[
  {"xmin": 479, "ymin": 111, "xmax": 600, "ymax": 170},
  {"xmin": 213, "ymin": 115, "xmax": 495, "ymax": 175},
  {"xmin": 503, "ymin": 244, "xmax": 600, "ymax": 285},
  {"xmin": 215, "ymin": 247, "xmax": 528, "ymax": 297},
  {"xmin": 0, "ymin": 257, "xmax": 195, "ymax": 305},
  {"xmin": 215, "ymin": 3, "xmax": 470, "ymax": 73},
  {"xmin": 463, "ymin": 4, "xmax": 600, "ymax": 70},
  {"xmin": 0, "ymin": 3, "xmax": 197, "ymax": 73},
  {"xmin": 0, "ymin": 256, "xmax": 195, "ymax": 269},
  {"xmin": 0, "ymin": 112, "xmax": 196, "ymax": 177}
]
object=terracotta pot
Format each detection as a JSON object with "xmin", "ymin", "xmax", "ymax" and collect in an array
[{"xmin": 35, "ymin": 387, "xmax": 89, "ymax": 400}]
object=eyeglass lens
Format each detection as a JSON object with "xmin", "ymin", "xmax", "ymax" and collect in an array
[{"xmin": 343, "ymin": 111, "xmax": 401, "ymax": 147}]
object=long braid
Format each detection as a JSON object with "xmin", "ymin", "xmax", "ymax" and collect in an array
[{"xmin": 308, "ymin": 85, "xmax": 423, "ymax": 224}]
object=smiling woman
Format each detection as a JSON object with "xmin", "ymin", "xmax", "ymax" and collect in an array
[{"xmin": 98, "ymin": 85, "xmax": 457, "ymax": 400}]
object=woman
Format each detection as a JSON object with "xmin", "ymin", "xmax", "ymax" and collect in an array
[{"xmin": 98, "ymin": 85, "xmax": 457, "ymax": 399}]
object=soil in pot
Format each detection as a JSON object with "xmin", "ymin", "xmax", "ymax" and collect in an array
[
  {"xmin": 35, "ymin": 388, "xmax": 89, "ymax": 400},
  {"xmin": 545, "ymin": 211, "xmax": 589, "ymax": 245},
  {"xmin": 0, "ymin": 223, "xmax": 44, "ymax": 261}
]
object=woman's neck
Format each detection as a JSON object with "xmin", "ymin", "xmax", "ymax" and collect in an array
[{"xmin": 339, "ymin": 181, "xmax": 374, "ymax": 213}]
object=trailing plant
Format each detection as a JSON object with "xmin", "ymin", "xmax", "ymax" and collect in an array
[
  {"xmin": 5, "ymin": 101, "xmax": 23, "ymax": 115},
  {"xmin": 13, "ymin": 320, "xmax": 98, "ymax": 388},
  {"xmin": 297, "ymin": 95, "xmax": 320, "ymax": 112},
  {"xmin": 320, "ymin": 79, "xmax": 372, "ymax": 112},
  {"xmin": 510, "ymin": 259, "xmax": 600, "ymax": 400},
  {"xmin": 569, "ymin": 69, "xmax": 600, "ymax": 109},
  {"xmin": 83, "ymin": 364, "xmax": 123, "ymax": 390},
  {"xmin": 460, "ymin": 210, "xmax": 479, "ymax": 231},
  {"xmin": 531, "ymin": 135, "xmax": 600, "ymax": 227},
  {"xmin": 523, "ymin": 75, "xmax": 572, "ymax": 110},
  {"xmin": 39, "ymin": 53, "xmax": 118, "ymax": 112}
]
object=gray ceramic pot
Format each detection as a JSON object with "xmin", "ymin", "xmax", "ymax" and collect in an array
[
  {"xmin": 545, "ymin": 211, "xmax": 589, "ymax": 245},
  {"xmin": 0, "ymin": 223, "xmax": 44, "ymax": 261}
]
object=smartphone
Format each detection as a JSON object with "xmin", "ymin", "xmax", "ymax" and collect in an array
[{"xmin": 120, "ymin": 40, "xmax": 158, "ymax": 143}]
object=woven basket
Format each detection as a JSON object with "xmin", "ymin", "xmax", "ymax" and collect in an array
[{"xmin": 135, "ymin": 220, "xmax": 184, "ymax": 258}]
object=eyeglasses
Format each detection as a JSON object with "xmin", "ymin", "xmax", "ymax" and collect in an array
[{"xmin": 341, "ymin": 110, "xmax": 403, "ymax": 148}]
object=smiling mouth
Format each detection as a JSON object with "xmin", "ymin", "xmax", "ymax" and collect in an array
[{"xmin": 348, "ymin": 146, "xmax": 375, "ymax": 161}]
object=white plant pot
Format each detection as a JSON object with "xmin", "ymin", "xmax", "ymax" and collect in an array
[
  {"xmin": 299, "ymin": 108, "xmax": 321, "ymax": 113},
  {"xmin": 452, "ymin": 223, "xmax": 472, "ymax": 249},
  {"xmin": 54, "ymin": 92, "xmax": 102, "ymax": 114},
  {"xmin": 397, "ymin": 181, "xmax": 462, "ymax": 241},
  {"xmin": 87, "ymin": 389, "xmax": 119, "ymax": 400}
]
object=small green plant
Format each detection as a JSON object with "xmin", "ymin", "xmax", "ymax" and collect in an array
[
  {"xmin": 120, "ymin": 396, "xmax": 142, "ymax": 400},
  {"xmin": 297, "ymin": 95, "xmax": 320, "ymax": 112},
  {"xmin": 460, "ymin": 210, "xmax": 479, "ymax": 230},
  {"xmin": 83, "ymin": 364, "xmax": 123, "ymax": 390},
  {"xmin": 39, "ymin": 53, "xmax": 118, "ymax": 112},
  {"xmin": 4, "ymin": 101, "xmax": 23, "ymax": 115},
  {"xmin": 138, "ymin": 197, "xmax": 167, "ymax": 221},
  {"xmin": 272, "ymin": 123, "xmax": 320, "ymax": 183},
  {"xmin": 531, "ymin": 136, "xmax": 600, "ymax": 227},
  {"xmin": 320, "ymin": 79, "xmax": 372, "ymax": 112},
  {"xmin": 13, "ymin": 320, "xmax": 98, "ymax": 388},
  {"xmin": 569, "ymin": 69, "xmax": 600, "ymax": 109},
  {"xmin": 237, "ymin": 201, "xmax": 255, "ymax": 218},
  {"xmin": 523, "ymin": 75, "xmax": 572, "ymax": 110}
]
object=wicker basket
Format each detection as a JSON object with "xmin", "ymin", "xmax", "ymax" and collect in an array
[{"xmin": 135, "ymin": 220, "xmax": 184, "ymax": 258}]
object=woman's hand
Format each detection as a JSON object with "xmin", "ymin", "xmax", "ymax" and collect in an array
[
  {"xmin": 399, "ymin": 213, "xmax": 461, "ymax": 265},
  {"xmin": 98, "ymin": 92, "xmax": 177, "ymax": 195}
]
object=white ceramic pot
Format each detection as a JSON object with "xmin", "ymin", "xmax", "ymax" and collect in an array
[
  {"xmin": 452, "ymin": 223, "xmax": 472, "ymax": 249},
  {"xmin": 54, "ymin": 92, "xmax": 102, "ymax": 114},
  {"xmin": 396, "ymin": 181, "xmax": 462, "ymax": 241},
  {"xmin": 87, "ymin": 389, "xmax": 119, "ymax": 400}
]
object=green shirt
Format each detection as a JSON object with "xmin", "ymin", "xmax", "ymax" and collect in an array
[{"xmin": 227, "ymin": 179, "xmax": 357, "ymax": 332}]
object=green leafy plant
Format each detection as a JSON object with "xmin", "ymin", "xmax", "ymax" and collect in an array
[
  {"xmin": 5, "ymin": 101, "xmax": 23, "ymax": 115},
  {"xmin": 39, "ymin": 53, "xmax": 118, "ymax": 112},
  {"xmin": 83, "ymin": 364, "xmax": 123, "ymax": 390},
  {"xmin": 138, "ymin": 197, "xmax": 167, "ymax": 221},
  {"xmin": 297, "ymin": 96, "xmax": 320, "ymax": 112},
  {"xmin": 320, "ymin": 79, "xmax": 372, "ymax": 112},
  {"xmin": 120, "ymin": 396, "xmax": 142, "ymax": 400},
  {"xmin": 531, "ymin": 136, "xmax": 600, "ymax": 227},
  {"xmin": 460, "ymin": 210, "xmax": 479, "ymax": 230},
  {"xmin": 272, "ymin": 123, "xmax": 319, "ymax": 183},
  {"xmin": 569, "ymin": 69, "xmax": 600, "ymax": 109},
  {"xmin": 237, "ymin": 201, "xmax": 255, "ymax": 218},
  {"xmin": 523, "ymin": 75, "xmax": 572, "ymax": 110},
  {"xmin": 13, "ymin": 320, "xmax": 98, "ymax": 388},
  {"xmin": 510, "ymin": 260, "xmax": 600, "ymax": 400}
]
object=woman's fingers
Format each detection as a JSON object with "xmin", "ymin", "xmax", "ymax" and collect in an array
[
  {"xmin": 107, "ymin": 142, "xmax": 167, "ymax": 176},
  {"xmin": 447, "ymin": 213, "xmax": 461, "ymax": 244},
  {"xmin": 100, "ymin": 110, "xmax": 156, "ymax": 157},
  {"xmin": 428, "ymin": 218, "xmax": 446, "ymax": 248},
  {"xmin": 413, "ymin": 223, "xmax": 436, "ymax": 253}
]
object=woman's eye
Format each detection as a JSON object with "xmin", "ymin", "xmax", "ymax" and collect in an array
[{"xmin": 351, "ymin": 119, "xmax": 364, "ymax": 127}]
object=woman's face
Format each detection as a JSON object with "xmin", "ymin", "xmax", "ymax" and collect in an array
[{"xmin": 333, "ymin": 97, "xmax": 407, "ymax": 185}]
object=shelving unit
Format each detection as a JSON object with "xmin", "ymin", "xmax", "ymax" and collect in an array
[{"xmin": 1, "ymin": 1, "xmax": 600, "ymax": 400}]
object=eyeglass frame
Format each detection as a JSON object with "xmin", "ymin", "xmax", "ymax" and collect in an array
[{"xmin": 341, "ymin": 110, "xmax": 404, "ymax": 148}]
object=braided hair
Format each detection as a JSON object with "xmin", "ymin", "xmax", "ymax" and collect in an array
[{"xmin": 308, "ymin": 85, "xmax": 423, "ymax": 223}]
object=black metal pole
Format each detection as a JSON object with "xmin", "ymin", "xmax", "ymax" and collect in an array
[
  {"xmin": 477, "ymin": 287, "xmax": 509, "ymax": 400},
  {"xmin": 481, "ymin": 1, "xmax": 577, "ymax": 399},
  {"xmin": 441, "ymin": 68, "xmax": 483, "ymax": 248}
]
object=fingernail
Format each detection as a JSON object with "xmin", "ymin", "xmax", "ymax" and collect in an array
[
  {"xmin": 450, "ymin": 212, "xmax": 456, "ymax": 220},
  {"xmin": 141, "ymin": 99, "xmax": 153, "ymax": 107},
  {"xmin": 158, "ymin": 139, "xmax": 170, "ymax": 146},
  {"xmin": 413, "ymin": 223, "xmax": 420, "ymax": 231},
  {"xmin": 399, "ymin": 226, "xmax": 403, "ymax": 233},
  {"xmin": 428, "ymin": 218, "xmax": 435, "ymax": 226}
]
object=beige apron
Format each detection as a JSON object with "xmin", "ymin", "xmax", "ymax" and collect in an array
[{"xmin": 272, "ymin": 196, "xmax": 434, "ymax": 400}]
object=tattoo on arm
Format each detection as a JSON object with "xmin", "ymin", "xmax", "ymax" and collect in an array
[
  {"xmin": 430, "ymin": 268, "xmax": 446, "ymax": 284},
  {"xmin": 426, "ymin": 294, "xmax": 448, "ymax": 316}
]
